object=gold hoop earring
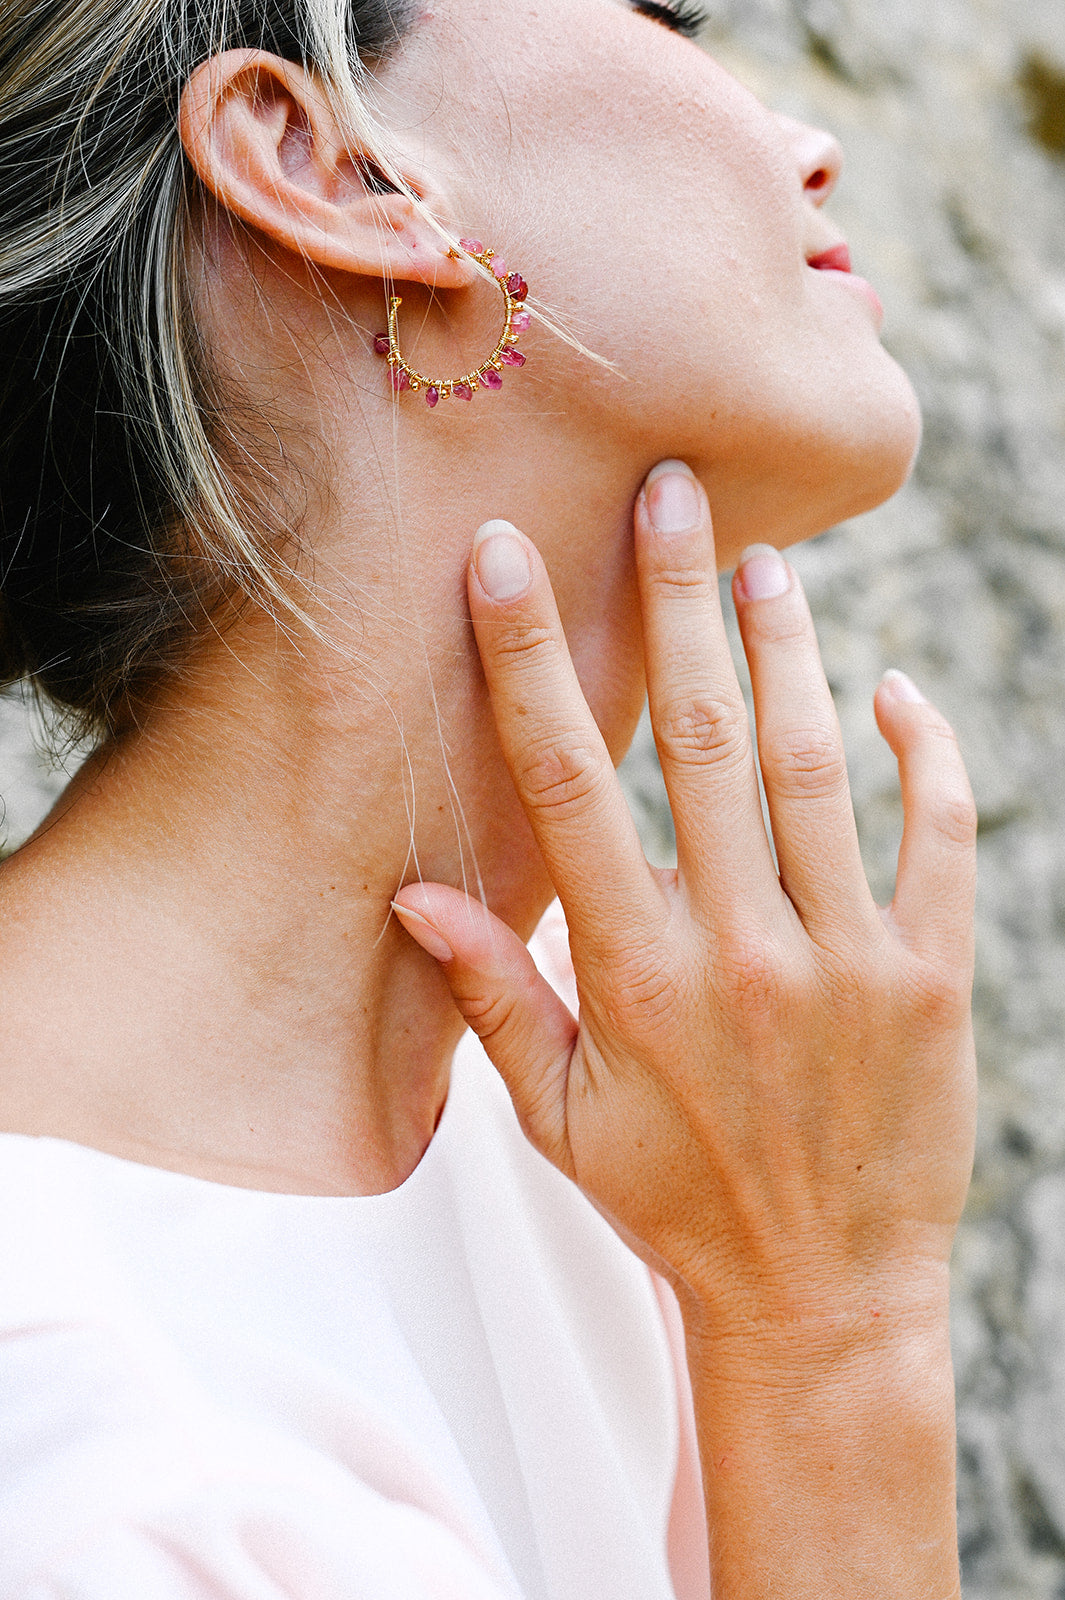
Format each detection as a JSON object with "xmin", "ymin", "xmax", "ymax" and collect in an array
[{"xmin": 374, "ymin": 241, "xmax": 530, "ymax": 408}]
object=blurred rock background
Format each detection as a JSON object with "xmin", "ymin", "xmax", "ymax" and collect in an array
[{"xmin": 2, "ymin": 0, "xmax": 1064, "ymax": 1590}]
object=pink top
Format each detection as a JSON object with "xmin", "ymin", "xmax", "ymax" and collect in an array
[{"xmin": 0, "ymin": 907, "xmax": 709, "ymax": 1599}]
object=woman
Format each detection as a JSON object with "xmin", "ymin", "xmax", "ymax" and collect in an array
[{"xmin": 0, "ymin": 0, "xmax": 978, "ymax": 1595}]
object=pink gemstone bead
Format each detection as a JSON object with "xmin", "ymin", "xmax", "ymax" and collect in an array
[
  {"xmin": 391, "ymin": 367, "xmax": 410, "ymax": 392},
  {"xmin": 426, "ymin": 386, "xmax": 440, "ymax": 408},
  {"xmin": 479, "ymin": 370, "xmax": 504, "ymax": 390},
  {"xmin": 490, "ymin": 257, "xmax": 507, "ymax": 280},
  {"xmin": 373, "ymin": 334, "xmax": 390, "ymax": 356},
  {"xmin": 459, "ymin": 238, "xmax": 484, "ymax": 256},
  {"xmin": 508, "ymin": 276, "xmax": 529, "ymax": 301},
  {"xmin": 500, "ymin": 347, "xmax": 526, "ymax": 367},
  {"xmin": 510, "ymin": 310, "xmax": 532, "ymax": 331},
  {"xmin": 453, "ymin": 383, "xmax": 473, "ymax": 402}
]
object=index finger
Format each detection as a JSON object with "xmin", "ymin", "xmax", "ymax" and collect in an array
[{"xmin": 468, "ymin": 520, "xmax": 665, "ymax": 964}]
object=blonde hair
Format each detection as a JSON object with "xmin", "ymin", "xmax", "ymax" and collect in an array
[{"xmin": 0, "ymin": 0, "xmax": 418, "ymax": 732}]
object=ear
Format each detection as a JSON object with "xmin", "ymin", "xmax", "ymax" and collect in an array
[{"xmin": 178, "ymin": 50, "xmax": 472, "ymax": 288}]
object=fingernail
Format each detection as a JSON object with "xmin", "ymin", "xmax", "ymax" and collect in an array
[
  {"xmin": 645, "ymin": 461, "xmax": 700, "ymax": 534},
  {"xmin": 881, "ymin": 668, "xmax": 927, "ymax": 705},
  {"xmin": 473, "ymin": 521, "xmax": 532, "ymax": 601},
  {"xmin": 737, "ymin": 544, "xmax": 790, "ymax": 601},
  {"xmin": 391, "ymin": 902, "xmax": 455, "ymax": 963}
]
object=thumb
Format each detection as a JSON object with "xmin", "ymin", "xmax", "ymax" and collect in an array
[{"xmin": 391, "ymin": 886, "xmax": 578, "ymax": 1176}]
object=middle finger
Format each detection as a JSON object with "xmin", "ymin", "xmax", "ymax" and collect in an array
[{"xmin": 635, "ymin": 463, "xmax": 782, "ymax": 919}]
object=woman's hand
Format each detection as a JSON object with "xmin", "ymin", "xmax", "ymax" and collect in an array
[
  {"xmin": 394, "ymin": 460, "xmax": 976, "ymax": 1323},
  {"xmin": 393, "ymin": 460, "xmax": 977, "ymax": 1597}
]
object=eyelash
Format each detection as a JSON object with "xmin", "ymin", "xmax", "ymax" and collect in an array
[{"xmin": 629, "ymin": 0, "xmax": 711, "ymax": 38}]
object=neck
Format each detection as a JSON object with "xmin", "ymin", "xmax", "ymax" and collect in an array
[
  {"xmin": 0, "ymin": 530, "xmax": 555, "ymax": 1195},
  {"xmin": 0, "ymin": 325, "xmax": 647, "ymax": 1192}
]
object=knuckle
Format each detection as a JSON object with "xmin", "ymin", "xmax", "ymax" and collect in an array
[
  {"xmin": 518, "ymin": 740, "xmax": 605, "ymax": 820},
  {"xmin": 649, "ymin": 562, "xmax": 716, "ymax": 599},
  {"xmin": 488, "ymin": 620, "xmax": 558, "ymax": 668},
  {"xmin": 907, "ymin": 958, "xmax": 972, "ymax": 1027},
  {"xmin": 920, "ymin": 708, "xmax": 960, "ymax": 741},
  {"xmin": 932, "ymin": 790, "xmax": 979, "ymax": 849},
  {"xmin": 656, "ymin": 695, "xmax": 750, "ymax": 770},
  {"xmin": 609, "ymin": 954, "xmax": 677, "ymax": 1024},
  {"xmin": 714, "ymin": 931, "xmax": 788, "ymax": 1014},
  {"xmin": 763, "ymin": 726, "xmax": 849, "ymax": 802},
  {"xmin": 747, "ymin": 606, "xmax": 809, "ymax": 648},
  {"xmin": 456, "ymin": 986, "xmax": 518, "ymax": 1040}
]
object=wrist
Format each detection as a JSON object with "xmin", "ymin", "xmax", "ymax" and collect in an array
[
  {"xmin": 683, "ymin": 1305, "xmax": 957, "ymax": 1447},
  {"xmin": 678, "ymin": 1263, "xmax": 958, "ymax": 1499},
  {"xmin": 674, "ymin": 1251, "xmax": 953, "ymax": 1384},
  {"xmin": 679, "ymin": 1284, "xmax": 961, "ymax": 1600}
]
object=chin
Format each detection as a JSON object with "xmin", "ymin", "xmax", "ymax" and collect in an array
[
  {"xmin": 705, "ymin": 365, "xmax": 923, "ymax": 567},
  {"xmin": 825, "ymin": 373, "xmax": 923, "ymax": 526},
  {"xmin": 807, "ymin": 389, "xmax": 923, "ymax": 535}
]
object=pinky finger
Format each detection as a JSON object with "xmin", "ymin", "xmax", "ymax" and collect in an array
[{"xmin": 875, "ymin": 670, "xmax": 977, "ymax": 965}]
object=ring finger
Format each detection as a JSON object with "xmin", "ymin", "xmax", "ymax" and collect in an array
[{"xmin": 732, "ymin": 544, "xmax": 878, "ymax": 939}]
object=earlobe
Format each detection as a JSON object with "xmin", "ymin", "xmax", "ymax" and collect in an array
[{"xmin": 177, "ymin": 50, "xmax": 471, "ymax": 288}]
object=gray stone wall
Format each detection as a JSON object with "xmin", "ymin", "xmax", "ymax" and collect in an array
[{"xmin": 2, "ymin": 0, "xmax": 1065, "ymax": 1589}]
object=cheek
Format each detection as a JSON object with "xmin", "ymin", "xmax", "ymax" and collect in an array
[
  {"xmin": 549, "ymin": 107, "xmax": 792, "ymax": 323},
  {"xmin": 482, "ymin": 88, "xmax": 804, "ymax": 438},
  {"xmin": 438, "ymin": 14, "xmax": 798, "ymax": 308}
]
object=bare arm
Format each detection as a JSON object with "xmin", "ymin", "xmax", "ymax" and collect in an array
[{"xmin": 394, "ymin": 460, "xmax": 976, "ymax": 1599}]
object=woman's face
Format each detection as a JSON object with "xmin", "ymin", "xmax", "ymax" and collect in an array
[{"xmin": 381, "ymin": 0, "xmax": 921, "ymax": 569}]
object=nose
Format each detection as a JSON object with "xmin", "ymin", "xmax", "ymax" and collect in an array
[{"xmin": 775, "ymin": 113, "xmax": 843, "ymax": 206}]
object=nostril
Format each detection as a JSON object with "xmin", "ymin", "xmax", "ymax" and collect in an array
[{"xmin": 806, "ymin": 167, "xmax": 832, "ymax": 193}]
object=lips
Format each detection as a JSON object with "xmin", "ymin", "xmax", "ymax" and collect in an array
[
  {"xmin": 807, "ymin": 243, "xmax": 853, "ymax": 273},
  {"xmin": 806, "ymin": 242, "xmax": 884, "ymax": 326}
]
